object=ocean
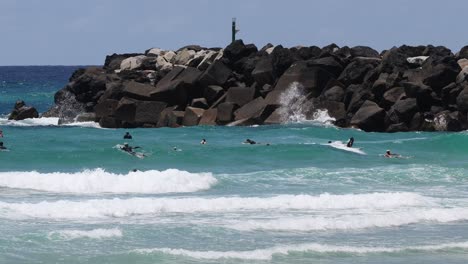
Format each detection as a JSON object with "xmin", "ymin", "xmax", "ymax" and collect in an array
[{"xmin": 1, "ymin": 66, "xmax": 468, "ymax": 264}]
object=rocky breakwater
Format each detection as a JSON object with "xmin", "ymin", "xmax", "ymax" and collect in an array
[{"xmin": 44, "ymin": 40, "xmax": 468, "ymax": 132}]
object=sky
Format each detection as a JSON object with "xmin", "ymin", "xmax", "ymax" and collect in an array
[{"xmin": 1, "ymin": 0, "xmax": 468, "ymax": 65}]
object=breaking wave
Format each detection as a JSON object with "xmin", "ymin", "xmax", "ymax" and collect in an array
[
  {"xmin": 48, "ymin": 228, "xmax": 122, "ymax": 240},
  {"xmin": 0, "ymin": 168, "xmax": 217, "ymax": 194}
]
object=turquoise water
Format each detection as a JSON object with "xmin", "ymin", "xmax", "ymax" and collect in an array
[{"xmin": 1, "ymin": 67, "xmax": 468, "ymax": 263}]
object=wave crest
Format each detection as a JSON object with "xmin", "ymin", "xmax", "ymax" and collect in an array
[{"xmin": 0, "ymin": 168, "xmax": 217, "ymax": 194}]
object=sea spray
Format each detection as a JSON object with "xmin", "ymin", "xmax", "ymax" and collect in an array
[{"xmin": 277, "ymin": 82, "xmax": 335, "ymax": 124}]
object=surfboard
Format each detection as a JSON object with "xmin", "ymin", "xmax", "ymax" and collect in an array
[{"xmin": 326, "ymin": 141, "xmax": 366, "ymax": 155}]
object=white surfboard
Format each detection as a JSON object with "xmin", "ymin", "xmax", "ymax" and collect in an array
[{"xmin": 326, "ymin": 141, "xmax": 366, "ymax": 155}]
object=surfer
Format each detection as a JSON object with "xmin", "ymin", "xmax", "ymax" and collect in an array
[
  {"xmin": 200, "ymin": 139, "xmax": 207, "ymax": 145},
  {"xmin": 0, "ymin": 142, "xmax": 7, "ymax": 150},
  {"xmin": 346, "ymin": 137, "xmax": 354, "ymax": 148},
  {"xmin": 123, "ymin": 132, "xmax": 132, "ymax": 139},
  {"xmin": 244, "ymin": 139, "xmax": 257, "ymax": 145},
  {"xmin": 384, "ymin": 150, "xmax": 400, "ymax": 158},
  {"xmin": 121, "ymin": 143, "xmax": 140, "ymax": 154}
]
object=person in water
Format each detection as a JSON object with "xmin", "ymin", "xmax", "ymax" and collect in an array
[
  {"xmin": 346, "ymin": 137, "xmax": 354, "ymax": 147},
  {"xmin": 244, "ymin": 139, "xmax": 257, "ymax": 145},
  {"xmin": 0, "ymin": 142, "xmax": 6, "ymax": 150},
  {"xmin": 121, "ymin": 143, "xmax": 140, "ymax": 153},
  {"xmin": 384, "ymin": 150, "xmax": 400, "ymax": 158},
  {"xmin": 123, "ymin": 132, "xmax": 132, "ymax": 139},
  {"xmin": 200, "ymin": 139, "xmax": 207, "ymax": 145}
]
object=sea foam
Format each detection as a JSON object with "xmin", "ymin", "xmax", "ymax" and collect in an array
[
  {"xmin": 0, "ymin": 192, "xmax": 429, "ymax": 219},
  {"xmin": 0, "ymin": 168, "xmax": 217, "ymax": 194},
  {"xmin": 134, "ymin": 242, "xmax": 468, "ymax": 260},
  {"xmin": 48, "ymin": 228, "xmax": 122, "ymax": 240}
]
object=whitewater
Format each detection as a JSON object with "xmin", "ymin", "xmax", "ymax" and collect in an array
[{"xmin": 1, "ymin": 67, "xmax": 468, "ymax": 264}]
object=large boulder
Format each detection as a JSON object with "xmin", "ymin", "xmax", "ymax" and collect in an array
[
  {"xmin": 198, "ymin": 60, "xmax": 232, "ymax": 87},
  {"xmin": 199, "ymin": 108, "xmax": 217, "ymax": 125},
  {"xmin": 226, "ymin": 86, "xmax": 255, "ymax": 106},
  {"xmin": 458, "ymin": 46, "xmax": 468, "ymax": 60},
  {"xmin": 271, "ymin": 45, "xmax": 295, "ymax": 77},
  {"xmin": 350, "ymin": 46, "xmax": 380, "ymax": 58},
  {"xmin": 151, "ymin": 66, "xmax": 202, "ymax": 105},
  {"xmin": 381, "ymin": 87, "xmax": 405, "ymax": 109},
  {"xmin": 173, "ymin": 49, "xmax": 196, "ymax": 65},
  {"xmin": 68, "ymin": 67, "xmax": 107, "ymax": 103},
  {"xmin": 216, "ymin": 102, "xmax": 238, "ymax": 124},
  {"xmin": 204, "ymin": 85, "xmax": 224, "ymax": 105},
  {"xmin": 104, "ymin": 53, "xmax": 142, "ymax": 71},
  {"xmin": 307, "ymin": 56, "xmax": 344, "ymax": 77},
  {"xmin": 114, "ymin": 98, "xmax": 136, "ymax": 122},
  {"xmin": 274, "ymin": 61, "xmax": 335, "ymax": 97},
  {"xmin": 120, "ymin": 55, "xmax": 147, "ymax": 71},
  {"xmin": 391, "ymin": 98, "xmax": 419, "ymax": 124},
  {"xmin": 457, "ymin": 86, "xmax": 468, "ymax": 112},
  {"xmin": 338, "ymin": 57, "xmax": 380, "ymax": 85},
  {"xmin": 122, "ymin": 81, "xmax": 157, "ymax": 100},
  {"xmin": 182, "ymin": 107, "xmax": 205, "ymax": 126},
  {"xmin": 134, "ymin": 101, "xmax": 167, "ymax": 124},
  {"xmin": 350, "ymin": 100, "xmax": 386, "ymax": 131},
  {"xmin": 322, "ymin": 85, "xmax": 345, "ymax": 102},
  {"xmin": 251, "ymin": 57, "xmax": 275, "ymax": 86},
  {"xmin": 223, "ymin": 40, "xmax": 255, "ymax": 64},
  {"xmin": 233, "ymin": 97, "xmax": 272, "ymax": 122},
  {"xmin": 422, "ymin": 56, "xmax": 461, "ymax": 92},
  {"xmin": 8, "ymin": 100, "xmax": 39, "ymax": 120},
  {"xmin": 401, "ymin": 82, "xmax": 433, "ymax": 111},
  {"xmin": 94, "ymin": 99, "xmax": 119, "ymax": 118}
]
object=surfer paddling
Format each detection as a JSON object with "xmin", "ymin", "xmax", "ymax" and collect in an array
[{"xmin": 384, "ymin": 150, "xmax": 401, "ymax": 158}]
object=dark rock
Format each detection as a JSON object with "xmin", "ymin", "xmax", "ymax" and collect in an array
[
  {"xmin": 226, "ymin": 86, "xmax": 255, "ymax": 106},
  {"xmin": 166, "ymin": 111, "xmax": 185, "ymax": 127},
  {"xmin": 338, "ymin": 58, "xmax": 380, "ymax": 86},
  {"xmin": 252, "ymin": 57, "xmax": 274, "ymax": 86},
  {"xmin": 114, "ymin": 98, "xmax": 136, "ymax": 122},
  {"xmin": 274, "ymin": 61, "xmax": 335, "ymax": 97},
  {"xmin": 441, "ymin": 83, "xmax": 462, "ymax": 106},
  {"xmin": 69, "ymin": 67, "xmax": 107, "ymax": 103},
  {"xmin": 8, "ymin": 100, "xmax": 39, "ymax": 120},
  {"xmin": 122, "ymin": 81, "xmax": 156, "ymax": 100},
  {"xmin": 456, "ymin": 86, "xmax": 468, "ymax": 112},
  {"xmin": 307, "ymin": 56, "xmax": 343, "ymax": 77},
  {"xmin": 134, "ymin": 101, "xmax": 167, "ymax": 124},
  {"xmin": 217, "ymin": 102, "xmax": 238, "ymax": 124},
  {"xmin": 182, "ymin": 107, "xmax": 205, "ymax": 126},
  {"xmin": 309, "ymin": 100, "xmax": 347, "ymax": 126},
  {"xmin": 402, "ymin": 82, "xmax": 433, "ymax": 111},
  {"xmin": 381, "ymin": 87, "xmax": 405, "ymax": 109},
  {"xmin": 156, "ymin": 107, "xmax": 176, "ymax": 128},
  {"xmin": 423, "ymin": 45, "xmax": 453, "ymax": 58},
  {"xmin": 204, "ymin": 85, "xmax": 224, "ymax": 105},
  {"xmin": 94, "ymin": 99, "xmax": 119, "ymax": 118},
  {"xmin": 191, "ymin": 98, "xmax": 209, "ymax": 109},
  {"xmin": 350, "ymin": 46, "xmax": 380, "ymax": 58},
  {"xmin": 271, "ymin": 45, "xmax": 295, "ymax": 77},
  {"xmin": 264, "ymin": 108, "xmax": 283, "ymax": 125},
  {"xmin": 234, "ymin": 97, "xmax": 269, "ymax": 121},
  {"xmin": 99, "ymin": 116, "xmax": 120, "ymax": 128},
  {"xmin": 386, "ymin": 122, "xmax": 409, "ymax": 133},
  {"xmin": 350, "ymin": 100, "xmax": 386, "ymax": 131},
  {"xmin": 458, "ymin": 46, "xmax": 468, "ymax": 59},
  {"xmin": 391, "ymin": 98, "xmax": 419, "ymax": 123},
  {"xmin": 199, "ymin": 108, "xmax": 217, "ymax": 125},
  {"xmin": 198, "ymin": 60, "xmax": 232, "ymax": 87},
  {"xmin": 322, "ymin": 86, "xmax": 345, "ymax": 102},
  {"xmin": 223, "ymin": 40, "xmax": 255, "ymax": 63},
  {"xmin": 346, "ymin": 85, "xmax": 373, "ymax": 114},
  {"xmin": 151, "ymin": 66, "xmax": 202, "ymax": 105},
  {"xmin": 379, "ymin": 47, "xmax": 410, "ymax": 73},
  {"xmin": 372, "ymin": 72, "xmax": 401, "ymax": 99},
  {"xmin": 297, "ymin": 46, "xmax": 322, "ymax": 60},
  {"xmin": 422, "ymin": 56, "xmax": 461, "ymax": 92}
]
